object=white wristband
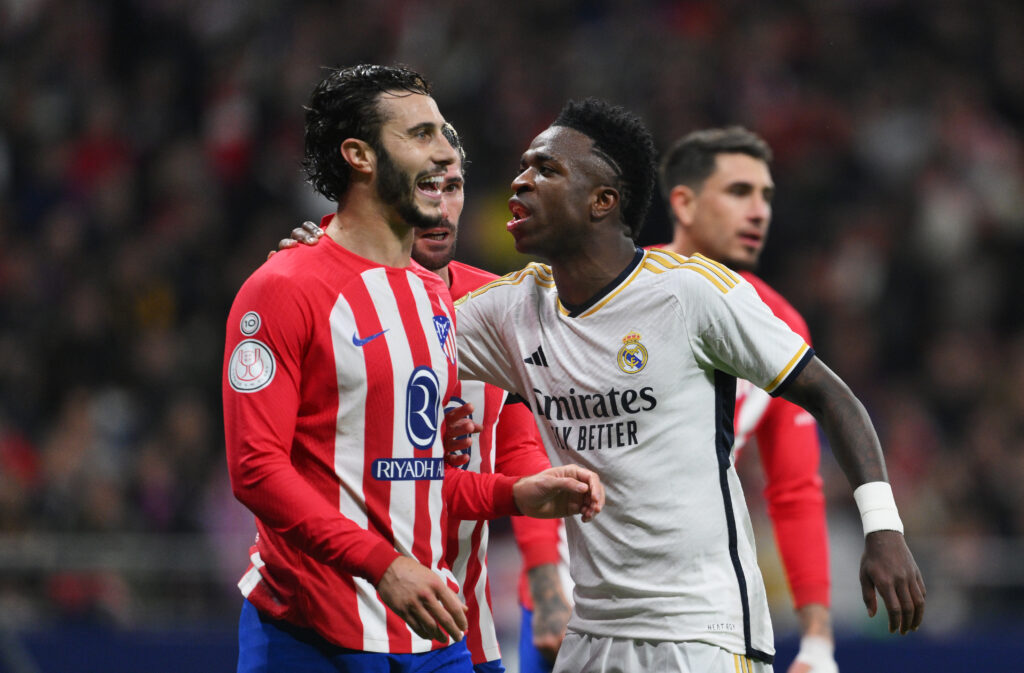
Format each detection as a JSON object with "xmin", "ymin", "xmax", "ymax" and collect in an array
[
  {"xmin": 794, "ymin": 635, "xmax": 838, "ymax": 673},
  {"xmin": 853, "ymin": 481, "xmax": 904, "ymax": 536}
]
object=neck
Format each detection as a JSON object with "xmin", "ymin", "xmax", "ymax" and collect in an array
[
  {"xmin": 326, "ymin": 184, "xmax": 414, "ymax": 267},
  {"xmin": 550, "ymin": 233, "xmax": 638, "ymax": 307},
  {"xmin": 665, "ymin": 227, "xmax": 696, "ymax": 257},
  {"xmin": 435, "ymin": 265, "xmax": 451, "ymax": 287}
]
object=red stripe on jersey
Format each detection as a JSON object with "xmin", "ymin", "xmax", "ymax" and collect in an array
[
  {"xmin": 461, "ymin": 521, "xmax": 486, "ymax": 659},
  {"xmin": 386, "ymin": 270, "xmax": 436, "ymax": 652}
]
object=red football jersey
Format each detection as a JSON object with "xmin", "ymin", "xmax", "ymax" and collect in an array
[{"xmin": 223, "ymin": 233, "xmax": 516, "ymax": 654}]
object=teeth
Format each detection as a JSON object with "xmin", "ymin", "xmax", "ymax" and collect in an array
[{"xmin": 419, "ymin": 176, "xmax": 443, "ymax": 189}]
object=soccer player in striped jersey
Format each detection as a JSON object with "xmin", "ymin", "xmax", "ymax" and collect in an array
[
  {"xmin": 454, "ymin": 98, "xmax": 924, "ymax": 673},
  {"xmin": 656, "ymin": 127, "xmax": 836, "ymax": 673},
  {"xmin": 223, "ymin": 65, "xmax": 602, "ymax": 673},
  {"xmin": 275, "ymin": 123, "xmax": 571, "ymax": 673}
]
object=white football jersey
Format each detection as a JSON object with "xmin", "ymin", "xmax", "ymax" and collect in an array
[{"xmin": 454, "ymin": 249, "xmax": 813, "ymax": 663}]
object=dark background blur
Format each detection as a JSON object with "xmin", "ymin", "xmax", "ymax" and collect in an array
[{"xmin": 1, "ymin": 1, "xmax": 1023, "ymax": 671}]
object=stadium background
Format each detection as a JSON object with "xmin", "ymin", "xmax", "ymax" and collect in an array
[{"xmin": 1, "ymin": 1, "xmax": 1023, "ymax": 671}]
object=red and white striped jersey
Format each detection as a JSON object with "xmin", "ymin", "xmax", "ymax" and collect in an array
[
  {"xmin": 223, "ymin": 232, "xmax": 516, "ymax": 655},
  {"xmin": 444, "ymin": 261, "xmax": 557, "ymax": 664}
]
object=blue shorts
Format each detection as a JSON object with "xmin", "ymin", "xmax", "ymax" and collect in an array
[
  {"xmin": 237, "ymin": 600, "xmax": 474, "ymax": 672},
  {"xmin": 518, "ymin": 606, "xmax": 554, "ymax": 673},
  {"xmin": 473, "ymin": 659, "xmax": 505, "ymax": 673}
]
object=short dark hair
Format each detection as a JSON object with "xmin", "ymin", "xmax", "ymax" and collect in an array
[
  {"xmin": 552, "ymin": 98, "xmax": 657, "ymax": 241},
  {"xmin": 658, "ymin": 126, "xmax": 773, "ymax": 201},
  {"xmin": 441, "ymin": 122, "xmax": 468, "ymax": 175},
  {"xmin": 302, "ymin": 64, "xmax": 432, "ymax": 202}
]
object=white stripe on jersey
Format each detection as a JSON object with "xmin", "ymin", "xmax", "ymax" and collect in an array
[
  {"xmin": 329, "ymin": 273, "xmax": 387, "ymax": 649},
  {"xmin": 238, "ymin": 551, "xmax": 266, "ymax": 598},
  {"xmin": 407, "ymin": 273, "xmax": 458, "ymax": 593}
]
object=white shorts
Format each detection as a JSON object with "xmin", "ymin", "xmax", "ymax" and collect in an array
[{"xmin": 553, "ymin": 631, "xmax": 773, "ymax": 673}]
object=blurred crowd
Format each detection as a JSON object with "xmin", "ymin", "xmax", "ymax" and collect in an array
[{"xmin": 1, "ymin": 0, "xmax": 1023, "ymax": 632}]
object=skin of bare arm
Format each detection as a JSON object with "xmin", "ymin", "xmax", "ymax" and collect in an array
[{"xmin": 780, "ymin": 357, "xmax": 925, "ymax": 635}]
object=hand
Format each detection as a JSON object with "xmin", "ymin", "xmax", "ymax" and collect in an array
[
  {"xmin": 513, "ymin": 465, "xmax": 605, "ymax": 522},
  {"xmin": 859, "ymin": 530, "xmax": 926, "ymax": 634},
  {"xmin": 442, "ymin": 402, "xmax": 482, "ymax": 467},
  {"xmin": 788, "ymin": 604, "xmax": 837, "ymax": 673},
  {"xmin": 267, "ymin": 221, "xmax": 324, "ymax": 260},
  {"xmin": 528, "ymin": 563, "xmax": 570, "ymax": 663},
  {"xmin": 375, "ymin": 556, "xmax": 468, "ymax": 643}
]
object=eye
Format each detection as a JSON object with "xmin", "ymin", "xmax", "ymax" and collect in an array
[{"xmin": 443, "ymin": 182, "xmax": 462, "ymax": 193}]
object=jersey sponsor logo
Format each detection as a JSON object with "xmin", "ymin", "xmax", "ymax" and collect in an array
[
  {"xmin": 406, "ymin": 366, "xmax": 441, "ymax": 450},
  {"xmin": 443, "ymin": 396, "xmax": 472, "ymax": 470},
  {"xmin": 616, "ymin": 330, "xmax": 648, "ymax": 374},
  {"xmin": 239, "ymin": 311, "xmax": 261, "ymax": 335},
  {"xmin": 531, "ymin": 385, "xmax": 657, "ymax": 421},
  {"xmin": 352, "ymin": 328, "xmax": 389, "ymax": 347},
  {"xmin": 433, "ymin": 315, "xmax": 457, "ymax": 365},
  {"xmin": 371, "ymin": 457, "xmax": 445, "ymax": 480},
  {"xmin": 228, "ymin": 339, "xmax": 275, "ymax": 392}
]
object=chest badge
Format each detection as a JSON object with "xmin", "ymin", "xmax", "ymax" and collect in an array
[{"xmin": 617, "ymin": 331, "xmax": 648, "ymax": 374}]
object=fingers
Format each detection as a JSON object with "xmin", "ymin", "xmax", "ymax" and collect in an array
[
  {"xmin": 300, "ymin": 220, "xmax": 324, "ymax": 239},
  {"xmin": 434, "ymin": 582, "xmax": 469, "ymax": 638},
  {"xmin": 860, "ymin": 565, "xmax": 877, "ymax": 618},
  {"xmin": 909, "ymin": 570, "xmax": 926, "ymax": 631}
]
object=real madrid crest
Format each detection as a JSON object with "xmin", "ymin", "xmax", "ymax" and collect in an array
[{"xmin": 617, "ymin": 330, "xmax": 648, "ymax": 374}]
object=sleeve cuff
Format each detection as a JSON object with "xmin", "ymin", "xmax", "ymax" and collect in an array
[
  {"xmin": 492, "ymin": 474, "xmax": 520, "ymax": 517},
  {"xmin": 359, "ymin": 540, "xmax": 403, "ymax": 586}
]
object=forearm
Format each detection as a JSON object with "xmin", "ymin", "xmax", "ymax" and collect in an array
[
  {"xmin": 443, "ymin": 468, "xmax": 519, "ymax": 519},
  {"xmin": 781, "ymin": 357, "xmax": 887, "ymax": 488}
]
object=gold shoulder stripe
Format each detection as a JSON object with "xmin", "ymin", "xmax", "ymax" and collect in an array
[
  {"xmin": 642, "ymin": 249, "xmax": 687, "ymax": 272},
  {"xmin": 642, "ymin": 261, "xmax": 669, "ymax": 274},
  {"xmin": 692, "ymin": 253, "xmax": 741, "ymax": 285},
  {"xmin": 646, "ymin": 248, "xmax": 689, "ymax": 265},
  {"xmin": 765, "ymin": 343, "xmax": 810, "ymax": 393},
  {"xmin": 686, "ymin": 255, "xmax": 738, "ymax": 288},
  {"xmin": 467, "ymin": 264, "xmax": 554, "ymax": 300},
  {"xmin": 680, "ymin": 262, "xmax": 729, "ymax": 293}
]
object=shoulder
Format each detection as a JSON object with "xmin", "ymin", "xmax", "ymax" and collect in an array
[
  {"xmin": 641, "ymin": 249, "xmax": 743, "ymax": 296},
  {"xmin": 448, "ymin": 260, "xmax": 500, "ymax": 300},
  {"xmin": 739, "ymin": 271, "xmax": 811, "ymax": 341},
  {"xmin": 456, "ymin": 262, "xmax": 554, "ymax": 307}
]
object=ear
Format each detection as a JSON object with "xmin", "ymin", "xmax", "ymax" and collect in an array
[
  {"xmin": 668, "ymin": 184, "xmax": 697, "ymax": 227},
  {"xmin": 340, "ymin": 138, "xmax": 375, "ymax": 175},
  {"xmin": 591, "ymin": 186, "xmax": 620, "ymax": 221}
]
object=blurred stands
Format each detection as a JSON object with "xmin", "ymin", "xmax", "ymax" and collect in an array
[{"xmin": 1, "ymin": 0, "xmax": 1023, "ymax": 670}]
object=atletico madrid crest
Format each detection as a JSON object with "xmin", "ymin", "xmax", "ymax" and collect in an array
[{"xmin": 433, "ymin": 315, "xmax": 457, "ymax": 365}]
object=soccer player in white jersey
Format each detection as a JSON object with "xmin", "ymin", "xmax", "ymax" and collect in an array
[
  {"xmin": 222, "ymin": 65, "xmax": 603, "ymax": 673},
  {"xmin": 454, "ymin": 98, "xmax": 925, "ymax": 673},
  {"xmin": 656, "ymin": 127, "xmax": 836, "ymax": 673},
  {"xmin": 274, "ymin": 124, "xmax": 571, "ymax": 673}
]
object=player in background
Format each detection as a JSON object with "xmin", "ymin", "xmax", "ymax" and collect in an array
[
  {"xmin": 455, "ymin": 98, "xmax": 924, "ymax": 673},
  {"xmin": 274, "ymin": 123, "xmax": 571, "ymax": 673},
  {"xmin": 224, "ymin": 64, "xmax": 602, "ymax": 673},
  {"xmin": 655, "ymin": 127, "xmax": 835, "ymax": 673}
]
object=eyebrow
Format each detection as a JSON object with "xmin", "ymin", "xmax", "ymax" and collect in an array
[
  {"xmin": 406, "ymin": 121, "xmax": 440, "ymax": 135},
  {"xmin": 521, "ymin": 150, "xmax": 558, "ymax": 166}
]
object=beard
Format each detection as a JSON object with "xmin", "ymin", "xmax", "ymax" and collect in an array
[
  {"xmin": 375, "ymin": 144, "xmax": 442, "ymax": 229},
  {"xmin": 412, "ymin": 223, "xmax": 458, "ymax": 271}
]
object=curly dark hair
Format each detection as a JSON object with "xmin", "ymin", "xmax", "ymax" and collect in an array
[
  {"xmin": 658, "ymin": 126, "xmax": 773, "ymax": 201},
  {"xmin": 552, "ymin": 98, "xmax": 657, "ymax": 241},
  {"xmin": 302, "ymin": 64, "xmax": 432, "ymax": 202}
]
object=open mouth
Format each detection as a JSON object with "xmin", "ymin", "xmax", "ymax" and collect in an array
[
  {"xmin": 416, "ymin": 174, "xmax": 444, "ymax": 199},
  {"xmin": 418, "ymin": 227, "xmax": 451, "ymax": 242},
  {"xmin": 507, "ymin": 199, "xmax": 532, "ymax": 229}
]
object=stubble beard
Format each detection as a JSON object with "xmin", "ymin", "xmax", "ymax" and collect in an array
[{"xmin": 375, "ymin": 144, "xmax": 442, "ymax": 229}]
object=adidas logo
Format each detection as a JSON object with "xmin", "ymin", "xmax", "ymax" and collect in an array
[{"xmin": 523, "ymin": 345, "xmax": 549, "ymax": 367}]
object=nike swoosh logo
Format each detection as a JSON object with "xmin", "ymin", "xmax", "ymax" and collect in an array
[{"xmin": 352, "ymin": 329, "xmax": 389, "ymax": 347}]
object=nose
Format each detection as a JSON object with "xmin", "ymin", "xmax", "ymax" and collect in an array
[
  {"xmin": 511, "ymin": 168, "xmax": 532, "ymax": 193},
  {"xmin": 434, "ymin": 135, "xmax": 458, "ymax": 166},
  {"xmin": 749, "ymin": 193, "xmax": 770, "ymax": 224}
]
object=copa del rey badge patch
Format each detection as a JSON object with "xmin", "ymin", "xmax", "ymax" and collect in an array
[{"xmin": 229, "ymin": 311, "xmax": 275, "ymax": 392}]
